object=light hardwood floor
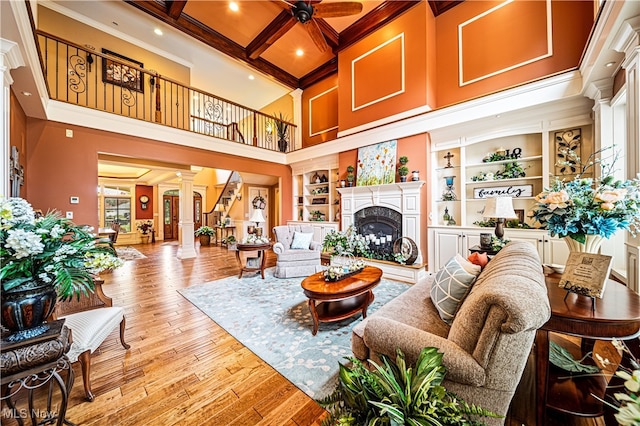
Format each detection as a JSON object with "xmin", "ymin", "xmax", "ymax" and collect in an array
[{"xmin": 3, "ymin": 242, "xmax": 611, "ymax": 425}]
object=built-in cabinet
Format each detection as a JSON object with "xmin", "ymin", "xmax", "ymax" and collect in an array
[
  {"xmin": 290, "ymin": 155, "xmax": 340, "ymax": 242},
  {"xmin": 430, "ymin": 227, "xmax": 571, "ymax": 271},
  {"xmin": 428, "ymin": 103, "xmax": 594, "ymax": 272}
]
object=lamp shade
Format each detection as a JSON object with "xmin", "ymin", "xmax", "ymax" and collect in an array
[
  {"xmin": 483, "ymin": 197, "xmax": 517, "ymax": 219},
  {"xmin": 249, "ymin": 208, "xmax": 265, "ymax": 224},
  {"xmin": 214, "ymin": 204, "xmax": 225, "ymax": 212}
]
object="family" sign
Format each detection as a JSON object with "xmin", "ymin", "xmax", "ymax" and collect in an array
[{"xmin": 473, "ymin": 185, "xmax": 533, "ymax": 199}]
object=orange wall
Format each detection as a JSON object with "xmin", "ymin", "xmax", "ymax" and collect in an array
[
  {"xmin": 435, "ymin": 0, "xmax": 594, "ymax": 107},
  {"xmin": 9, "ymin": 90, "xmax": 28, "ymax": 198},
  {"xmin": 135, "ymin": 185, "xmax": 153, "ymax": 219},
  {"xmin": 302, "ymin": 74, "xmax": 339, "ymax": 147},
  {"xmin": 338, "ymin": 2, "xmax": 430, "ymax": 132},
  {"xmin": 25, "ymin": 120, "xmax": 293, "ymax": 228}
]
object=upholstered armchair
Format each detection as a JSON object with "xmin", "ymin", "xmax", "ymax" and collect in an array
[
  {"xmin": 352, "ymin": 242, "xmax": 550, "ymax": 425},
  {"xmin": 272, "ymin": 225, "xmax": 322, "ymax": 278},
  {"xmin": 51, "ymin": 278, "xmax": 129, "ymax": 401}
]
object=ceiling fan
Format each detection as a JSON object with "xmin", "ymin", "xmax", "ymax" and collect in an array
[{"xmin": 280, "ymin": 1, "xmax": 364, "ymax": 52}]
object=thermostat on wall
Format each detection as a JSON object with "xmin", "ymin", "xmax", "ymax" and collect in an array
[{"xmin": 70, "ymin": 196, "xmax": 80, "ymax": 204}]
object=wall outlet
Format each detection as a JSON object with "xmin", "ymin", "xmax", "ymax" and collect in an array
[
  {"xmin": 65, "ymin": 129, "xmax": 73, "ymax": 138},
  {"xmin": 66, "ymin": 211, "xmax": 73, "ymax": 219},
  {"xmin": 70, "ymin": 196, "xmax": 79, "ymax": 204}
]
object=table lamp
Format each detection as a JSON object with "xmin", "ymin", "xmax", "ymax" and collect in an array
[
  {"xmin": 249, "ymin": 208, "xmax": 265, "ymax": 236},
  {"xmin": 482, "ymin": 196, "xmax": 516, "ymax": 239}
]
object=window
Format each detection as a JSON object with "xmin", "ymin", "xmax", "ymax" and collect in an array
[{"xmin": 103, "ymin": 186, "xmax": 132, "ymax": 232}]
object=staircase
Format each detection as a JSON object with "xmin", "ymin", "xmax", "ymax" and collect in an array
[{"xmin": 204, "ymin": 171, "xmax": 243, "ymax": 227}]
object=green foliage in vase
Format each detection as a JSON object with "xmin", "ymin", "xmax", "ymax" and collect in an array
[
  {"xmin": 318, "ymin": 347, "xmax": 500, "ymax": 426},
  {"xmin": 1, "ymin": 197, "xmax": 123, "ymax": 301},
  {"xmin": 194, "ymin": 225, "xmax": 215, "ymax": 236}
]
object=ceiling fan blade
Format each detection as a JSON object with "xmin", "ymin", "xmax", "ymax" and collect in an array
[
  {"xmin": 313, "ymin": 2, "xmax": 363, "ymax": 18},
  {"xmin": 304, "ymin": 19, "xmax": 330, "ymax": 52}
]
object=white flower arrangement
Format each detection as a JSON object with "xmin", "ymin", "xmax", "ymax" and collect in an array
[{"xmin": 242, "ymin": 234, "xmax": 270, "ymax": 245}]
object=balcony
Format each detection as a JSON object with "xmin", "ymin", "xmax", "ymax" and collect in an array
[{"xmin": 37, "ymin": 31, "xmax": 297, "ymax": 154}]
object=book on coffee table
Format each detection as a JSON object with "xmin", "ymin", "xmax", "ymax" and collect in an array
[{"xmin": 558, "ymin": 252, "xmax": 613, "ymax": 299}]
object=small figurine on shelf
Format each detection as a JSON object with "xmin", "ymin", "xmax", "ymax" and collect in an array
[
  {"xmin": 313, "ymin": 172, "xmax": 321, "ymax": 184},
  {"xmin": 444, "ymin": 151, "xmax": 454, "ymax": 168},
  {"xmin": 443, "ymin": 207, "xmax": 451, "ymax": 224}
]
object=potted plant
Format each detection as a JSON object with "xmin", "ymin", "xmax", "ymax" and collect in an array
[
  {"xmin": 273, "ymin": 112, "xmax": 290, "ymax": 153},
  {"xmin": 136, "ymin": 220, "xmax": 154, "ymax": 243},
  {"xmin": 399, "ymin": 155, "xmax": 409, "ymax": 166},
  {"xmin": 398, "ymin": 165, "xmax": 409, "ymax": 182},
  {"xmin": 1, "ymin": 197, "xmax": 123, "ymax": 339},
  {"xmin": 318, "ymin": 347, "xmax": 499, "ymax": 425},
  {"xmin": 346, "ymin": 165, "xmax": 355, "ymax": 187},
  {"xmin": 224, "ymin": 235, "xmax": 237, "ymax": 250},
  {"xmin": 195, "ymin": 225, "xmax": 215, "ymax": 246}
]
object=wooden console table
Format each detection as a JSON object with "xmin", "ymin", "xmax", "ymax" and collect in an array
[
  {"xmin": 1, "ymin": 320, "xmax": 75, "ymax": 426},
  {"xmin": 214, "ymin": 225, "xmax": 236, "ymax": 246},
  {"xmin": 535, "ymin": 274, "xmax": 640, "ymax": 425}
]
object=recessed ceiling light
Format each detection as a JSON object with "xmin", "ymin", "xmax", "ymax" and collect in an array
[
  {"xmin": 229, "ymin": 2, "xmax": 239, "ymax": 12},
  {"xmin": 154, "ymin": 28, "xmax": 163, "ymax": 36},
  {"xmin": 248, "ymin": 75, "xmax": 255, "ymax": 80},
  {"xmin": 296, "ymin": 49, "xmax": 304, "ymax": 56},
  {"xmin": 605, "ymin": 61, "xmax": 615, "ymax": 68},
  {"xmin": 21, "ymin": 91, "xmax": 32, "ymax": 96}
]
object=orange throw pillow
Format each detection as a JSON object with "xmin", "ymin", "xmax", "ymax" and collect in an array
[{"xmin": 468, "ymin": 252, "xmax": 489, "ymax": 268}]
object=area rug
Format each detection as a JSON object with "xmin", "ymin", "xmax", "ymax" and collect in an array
[
  {"xmin": 115, "ymin": 246, "xmax": 147, "ymax": 261},
  {"xmin": 178, "ymin": 268, "xmax": 410, "ymax": 398}
]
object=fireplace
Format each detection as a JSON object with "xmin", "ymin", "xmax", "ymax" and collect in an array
[
  {"xmin": 338, "ymin": 181, "xmax": 425, "ymax": 265},
  {"xmin": 354, "ymin": 206, "xmax": 402, "ymax": 257}
]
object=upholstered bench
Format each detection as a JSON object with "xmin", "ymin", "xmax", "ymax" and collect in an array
[{"xmin": 50, "ymin": 278, "xmax": 129, "ymax": 401}]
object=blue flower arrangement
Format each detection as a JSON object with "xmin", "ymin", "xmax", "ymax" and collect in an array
[{"xmin": 531, "ymin": 150, "xmax": 640, "ymax": 243}]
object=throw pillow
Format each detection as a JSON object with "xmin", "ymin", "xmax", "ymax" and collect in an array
[
  {"xmin": 468, "ymin": 252, "xmax": 489, "ymax": 268},
  {"xmin": 290, "ymin": 231, "xmax": 314, "ymax": 249},
  {"xmin": 430, "ymin": 254, "xmax": 482, "ymax": 324}
]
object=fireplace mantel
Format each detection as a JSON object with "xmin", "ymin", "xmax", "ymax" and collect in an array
[{"xmin": 338, "ymin": 181, "xmax": 426, "ymax": 272}]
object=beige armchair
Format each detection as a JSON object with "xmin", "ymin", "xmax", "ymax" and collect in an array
[
  {"xmin": 352, "ymin": 242, "xmax": 550, "ymax": 424},
  {"xmin": 272, "ymin": 225, "xmax": 322, "ymax": 278}
]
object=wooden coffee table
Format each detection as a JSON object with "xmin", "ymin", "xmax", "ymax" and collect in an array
[{"xmin": 301, "ymin": 266, "xmax": 383, "ymax": 336}]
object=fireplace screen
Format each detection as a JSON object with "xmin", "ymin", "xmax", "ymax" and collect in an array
[{"xmin": 354, "ymin": 206, "xmax": 402, "ymax": 256}]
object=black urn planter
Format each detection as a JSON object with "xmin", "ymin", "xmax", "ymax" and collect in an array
[
  {"xmin": 278, "ymin": 138, "xmax": 288, "ymax": 153},
  {"xmin": 1, "ymin": 282, "xmax": 57, "ymax": 340}
]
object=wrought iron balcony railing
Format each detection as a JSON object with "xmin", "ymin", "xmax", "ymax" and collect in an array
[{"xmin": 36, "ymin": 31, "xmax": 296, "ymax": 153}]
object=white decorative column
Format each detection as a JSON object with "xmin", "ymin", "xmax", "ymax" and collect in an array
[
  {"xmin": 0, "ymin": 38, "xmax": 25, "ymax": 198},
  {"xmin": 176, "ymin": 171, "xmax": 197, "ymax": 259},
  {"xmin": 613, "ymin": 16, "xmax": 640, "ymax": 292},
  {"xmin": 290, "ymin": 88, "xmax": 303, "ymax": 151}
]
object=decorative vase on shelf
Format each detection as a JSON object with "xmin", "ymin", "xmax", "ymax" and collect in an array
[{"xmin": 563, "ymin": 235, "xmax": 604, "ymax": 254}]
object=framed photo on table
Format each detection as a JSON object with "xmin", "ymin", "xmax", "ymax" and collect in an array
[{"xmin": 102, "ymin": 49, "xmax": 144, "ymax": 93}]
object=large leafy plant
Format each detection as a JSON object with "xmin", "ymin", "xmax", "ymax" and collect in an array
[
  {"xmin": 1, "ymin": 197, "xmax": 123, "ymax": 301},
  {"xmin": 318, "ymin": 347, "xmax": 500, "ymax": 426}
]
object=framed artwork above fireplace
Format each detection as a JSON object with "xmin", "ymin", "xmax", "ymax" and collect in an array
[{"xmin": 356, "ymin": 140, "xmax": 397, "ymax": 186}]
